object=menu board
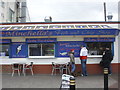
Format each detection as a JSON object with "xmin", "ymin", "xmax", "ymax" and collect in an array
[{"xmin": 57, "ymin": 41, "xmax": 84, "ymax": 57}]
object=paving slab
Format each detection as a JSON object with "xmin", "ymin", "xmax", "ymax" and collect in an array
[{"xmin": 1, "ymin": 74, "xmax": 119, "ymax": 89}]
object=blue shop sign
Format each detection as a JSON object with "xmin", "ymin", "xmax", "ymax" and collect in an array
[
  {"xmin": 10, "ymin": 42, "xmax": 28, "ymax": 58},
  {"xmin": 0, "ymin": 39, "xmax": 11, "ymax": 43},
  {"xmin": 26, "ymin": 38, "xmax": 56, "ymax": 43},
  {"xmin": 84, "ymin": 37, "xmax": 115, "ymax": 42},
  {"xmin": 56, "ymin": 41, "xmax": 85, "ymax": 57},
  {"xmin": 1, "ymin": 29, "xmax": 119, "ymax": 37}
]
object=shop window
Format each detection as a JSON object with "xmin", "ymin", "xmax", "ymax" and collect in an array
[
  {"xmin": 86, "ymin": 42, "xmax": 112, "ymax": 55},
  {"xmin": 29, "ymin": 43, "xmax": 55, "ymax": 57},
  {"xmin": 0, "ymin": 44, "xmax": 9, "ymax": 56},
  {"xmin": 1, "ymin": 1, "xmax": 5, "ymax": 8}
]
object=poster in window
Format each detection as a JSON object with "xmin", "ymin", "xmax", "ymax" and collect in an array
[
  {"xmin": 10, "ymin": 42, "xmax": 28, "ymax": 58},
  {"xmin": 56, "ymin": 41, "xmax": 84, "ymax": 57}
]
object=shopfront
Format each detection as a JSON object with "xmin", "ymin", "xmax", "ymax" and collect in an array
[{"xmin": 0, "ymin": 22, "xmax": 119, "ymax": 74}]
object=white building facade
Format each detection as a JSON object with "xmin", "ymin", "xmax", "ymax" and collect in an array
[
  {"xmin": 0, "ymin": 0, "xmax": 27, "ymax": 23},
  {"xmin": 0, "ymin": 22, "xmax": 119, "ymax": 74}
]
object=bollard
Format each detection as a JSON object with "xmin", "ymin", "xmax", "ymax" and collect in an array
[
  {"xmin": 104, "ymin": 68, "xmax": 108, "ymax": 90},
  {"xmin": 70, "ymin": 76, "xmax": 75, "ymax": 90}
]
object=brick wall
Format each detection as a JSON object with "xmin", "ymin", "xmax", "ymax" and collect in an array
[{"xmin": 1, "ymin": 63, "xmax": 119, "ymax": 74}]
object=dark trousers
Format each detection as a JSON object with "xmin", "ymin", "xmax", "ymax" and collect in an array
[
  {"xmin": 104, "ymin": 63, "xmax": 112, "ymax": 74},
  {"xmin": 108, "ymin": 64, "xmax": 112, "ymax": 74}
]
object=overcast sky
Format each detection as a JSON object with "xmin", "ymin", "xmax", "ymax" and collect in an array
[{"xmin": 27, "ymin": 0, "xmax": 119, "ymax": 22}]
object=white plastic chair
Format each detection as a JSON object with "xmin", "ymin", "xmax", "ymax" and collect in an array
[
  {"xmin": 24, "ymin": 62, "xmax": 34, "ymax": 76},
  {"xmin": 11, "ymin": 63, "xmax": 21, "ymax": 76},
  {"xmin": 61, "ymin": 62, "xmax": 71, "ymax": 75},
  {"xmin": 51, "ymin": 62, "xmax": 61, "ymax": 75}
]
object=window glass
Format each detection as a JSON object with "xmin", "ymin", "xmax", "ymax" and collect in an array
[
  {"xmin": 1, "ymin": 1, "xmax": 5, "ymax": 8},
  {"xmin": 62, "ymin": 25, "xmax": 74, "ymax": 29},
  {"xmin": 9, "ymin": 8, "xmax": 14, "ymax": 22},
  {"xmin": 9, "ymin": 26, "xmax": 23, "ymax": 30},
  {"xmin": 29, "ymin": 43, "xmax": 54, "ymax": 56},
  {"xmin": 22, "ymin": 26, "xmax": 35, "ymax": 30},
  {"xmin": 42, "ymin": 44, "xmax": 54, "ymax": 56},
  {"xmin": 49, "ymin": 25, "xmax": 61, "ymax": 29},
  {"xmin": 0, "ymin": 44, "xmax": 9, "ymax": 56},
  {"xmin": 86, "ymin": 42, "xmax": 112, "ymax": 55},
  {"xmin": 0, "ymin": 27, "xmax": 10, "ymax": 30},
  {"xmin": 36, "ymin": 26, "xmax": 48, "ymax": 29},
  {"xmin": 75, "ymin": 25, "xmax": 88, "ymax": 29},
  {"xmin": 29, "ymin": 44, "xmax": 41, "ymax": 56}
]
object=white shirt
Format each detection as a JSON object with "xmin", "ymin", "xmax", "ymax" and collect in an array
[{"xmin": 80, "ymin": 47, "xmax": 88, "ymax": 56}]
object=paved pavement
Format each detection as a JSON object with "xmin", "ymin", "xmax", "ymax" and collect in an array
[{"xmin": 1, "ymin": 73, "xmax": 119, "ymax": 90}]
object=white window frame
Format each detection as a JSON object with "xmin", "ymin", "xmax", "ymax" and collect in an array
[{"xmin": 28, "ymin": 43, "xmax": 55, "ymax": 58}]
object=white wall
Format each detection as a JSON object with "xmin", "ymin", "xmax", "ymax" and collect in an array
[
  {"xmin": 113, "ymin": 36, "xmax": 119, "ymax": 63},
  {"xmin": 57, "ymin": 37, "xmax": 84, "ymax": 41},
  {"xmin": 0, "ymin": 0, "xmax": 17, "ymax": 22},
  {"xmin": 118, "ymin": 32, "xmax": 120, "ymax": 63},
  {"xmin": 0, "ymin": 0, "xmax": 26, "ymax": 22},
  {"xmin": 1, "ymin": 57, "xmax": 102, "ymax": 65}
]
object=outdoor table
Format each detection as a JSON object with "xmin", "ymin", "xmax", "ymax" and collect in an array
[
  {"xmin": 18, "ymin": 62, "xmax": 27, "ymax": 76},
  {"xmin": 12, "ymin": 61, "xmax": 30, "ymax": 76},
  {"xmin": 54, "ymin": 62, "xmax": 69, "ymax": 74}
]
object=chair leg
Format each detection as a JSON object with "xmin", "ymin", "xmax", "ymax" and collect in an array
[
  {"xmin": 12, "ymin": 70, "xmax": 14, "ymax": 77},
  {"xmin": 18, "ymin": 70, "xmax": 20, "ymax": 76},
  {"xmin": 67, "ymin": 67, "xmax": 70, "ymax": 74},
  {"xmin": 51, "ymin": 68, "xmax": 54, "ymax": 75},
  {"xmin": 60, "ymin": 68, "xmax": 62, "ymax": 75},
  {"xmin": 62, "ymin": 68, "xmax": 64, "ymax": 74},
  {"xmin": 55, "ymin": 69, "xmax": 56, "ymax": 75},
  {"xmin": 31, "ymin": 68, "xmax": 34, "ymax": 76},
  {"xmin": 24, "ymin": 69, "xmax": 26, "ymax": 76},
  {"xmin": 66, "ymin": 68, "xmax": 67, "ymax": 74}
]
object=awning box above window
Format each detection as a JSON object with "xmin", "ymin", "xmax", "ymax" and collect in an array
[
  {"xmin": 26, "ymin": 38, "xmax": 57, "ymax": 43},
  {"xmin": 84, "ymin": 37, "xmax": 115, "ymax": 42},
  {"xmin": 0, "ymin": 39, "xmax": 11, "ymax": 44}
]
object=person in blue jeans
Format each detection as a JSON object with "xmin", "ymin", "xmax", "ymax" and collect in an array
[
  {"xmin": 80, "ymin": 46, "xmax": 88, "ymax": 76},
  {"xmin": 68, "ymin": 49, "xmax": 76, "ymax": 76}
]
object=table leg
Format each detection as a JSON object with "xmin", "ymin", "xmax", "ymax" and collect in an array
[{"xmin": 23, "ymin": 64, "xmax": 26, "ymax": 76}]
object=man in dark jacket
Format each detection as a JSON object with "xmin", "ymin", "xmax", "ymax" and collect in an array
[{"xmin": 102, "ymin": 47, "xmax": 113, "ymax": 75}]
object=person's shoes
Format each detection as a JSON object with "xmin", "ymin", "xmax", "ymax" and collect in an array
[
  {"xmin": 81, "ymin": 74, "xmax": 88, "ymax": 76},
  {"xmin": 71, "ymin": 72, "xmax": 74, "ymax": 76},
  {"xmin": 81, "ymin": 74, "xmax": 84, "ymax": 76},
  {"xmin": 85, "ymin": 74, "xmax": 88, "ymax": 76},
  {"xmin": 108, "ymin": 73, "xmax": 112, "ymax": 75}
]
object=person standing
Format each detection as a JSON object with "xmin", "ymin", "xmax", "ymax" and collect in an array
[
  {"xmin": 102, "ymin": 47, "xmax": 113, "ymax": 75},
  {"xmin": 80, "ymin": 46, "xmax": 88, "ymax": 76},
  {"xmin": 68, "ymin": 49, "xmax": 76, "ymax": 76}
]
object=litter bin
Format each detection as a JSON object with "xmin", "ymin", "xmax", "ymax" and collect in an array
[{"xmin": 60, "ymin": 74, "xmax": 75, "ymax": 90}]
